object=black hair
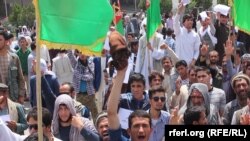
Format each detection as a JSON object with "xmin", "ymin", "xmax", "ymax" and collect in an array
[
  {"xmin": 184, "ymin": 106, "xmax": 206, "ymax": 125},
  {"xmin": 24, "ymin": 132, "xmax": 49, "ymax": 141},
  {"xmin": 61, "ymin": 82, "xmax": 75, "ymax": 93},
  {"xmin": 148, "ymin": 70, "xmax": 164, "ymax": 84},
  {"xmin": 175, "ymin": 60, "xmax": 187, "ymax": 68},
  {"xmin": 183, "ymin": 14, "xmax": 193, "ymax": 24},
  {"xmin": 128, "ymin": 110, "xmax": 151, "ymax": 128},
  {"xmin": 30, "ymin": 41, "xmax": 36, "ymax": 51},
  {"xmin": 0, "ymin": 30, "xmax": 8, "ymax": 40},
  {"xmin": 127, "ymin": 32, "xmax": 135, "ymax": 38},
  {"xmin": 130, "ymin": 39, "xmax": 138, "ymax": 47},
  {"xmin": 235, "ymin": 48, "xmax": 243, "ymax": 57},
  {"xmin": 128, "ymin": 73, "xmax": 146, "ymax": 87},
  {"xmin": 26, "ymin": 107, "xmax": 52, "ymax": 127},
  {"xmin": 162, "ymin": 56, "xmax": 173, "ymax": 64},
  {"xmin": 166, "ymin": 28, "xmax": 173, "ymax": 36},
  {"xmin": 195, "ymin": 66, "xmax": 211, "ymax": 75},
  {"xmin": 148, "ymin": 85, "xmax": 165, "ymax": 99},
  {"xmin": 6, "ymin": 33, "xmax": 14, "ymax": 40},
  {"xmin": 161, "ymin": 26, "xmax": 167, "ymax": 39}
]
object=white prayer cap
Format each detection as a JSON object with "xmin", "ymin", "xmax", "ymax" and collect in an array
[
  {"xmin": 213, "ymin": 4, "xmax": 230, "ymax": 16},
  {"xmin": 199, "ymin": 11, "xmax": 208, "ymax": 21}
]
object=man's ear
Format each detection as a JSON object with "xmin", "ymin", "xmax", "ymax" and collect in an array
[{"xmin": 127, "ymin": 128, "xmax": 131, "ymax": 137}]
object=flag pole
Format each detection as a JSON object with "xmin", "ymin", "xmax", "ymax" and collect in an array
[
  {"xmin": 228, "ymin": 0, "xmax": 234, "ymax": 39},
  {"xmin": 34, "ymin": 0, "xmax": 43, "ymax": 140}
]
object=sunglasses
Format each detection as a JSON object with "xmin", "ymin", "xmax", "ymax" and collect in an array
[
  {"xmin": 152, "ymin": 96, "xmax": 166, "ymax": 102},
  {"xmin": 28, "ymin": 124, "xmax": 38, "ymax": 130}
]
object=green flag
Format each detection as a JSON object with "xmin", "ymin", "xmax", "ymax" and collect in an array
[
  {"xmin": 33, "ymin": 0, "xmax": 114, "ymax": 56},
  {"xmin": 146, "ymin": 0, "xmax": 161, "ymax": 41},
  {"xmin": 233, "ymin": 0, "xmax": 250, "ymax": 34},
  {"xmin": 116, "ymin": 20, "xmax": 124, "ymax": 35}
]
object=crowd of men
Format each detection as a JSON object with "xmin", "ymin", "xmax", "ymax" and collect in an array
[{"xmin": 1, "ymin": 2, "xmax": 250, "ymax": 141}]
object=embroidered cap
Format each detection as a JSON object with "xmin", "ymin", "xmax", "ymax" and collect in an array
[
  {"xmin": 241, "ymin": 54, "xmax": 250, "ymax": 61},
  {"xmin": 95, "ymin": 111, "xmax": 108, "ymax": 128},
  {"xmin": 231, "ymin": 74, "xmax": 250, "ymax": 88}
]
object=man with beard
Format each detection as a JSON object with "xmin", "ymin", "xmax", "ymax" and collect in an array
[
  {"xmin": 196, "ymin": 67, "xmax": 226, "ymax": 117},
  {"xmin": 231, "ymin": 92, "xmax": 250, "ymax": 125},
  {"xmin": 178, "ymin": 83, "xmax": 221, "ymax": 125},
  {"xmin": 52, "ymin": 94, "xmax": 99, "ymax": 141},
  {"xmin": 223, "ymin": 74, "xmax": 250, "ymax": 124},
  {"xmin": 147, "ymin": 86, "xmax": 170, "ymax": 141},
  {"xmin": 196, "ymin": 45, "xmax": 223, "ymax": 89},
  {"xmin": 65, "ymin": 110, "xmax": 110, "ymax": 141},
  {"xmin": 0, "ymin": 31, "xmax": 26, "ymax": 104}
]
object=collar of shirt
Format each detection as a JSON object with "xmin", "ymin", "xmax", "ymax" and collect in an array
[{"xmin": 183, "ymin": 27, "xmax": 192, "ymax": 34}]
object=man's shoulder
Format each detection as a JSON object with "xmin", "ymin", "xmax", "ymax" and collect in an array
[
  {"xmin": 225, "ymin": 99, "xmax": 237, "ymax": 108},
  {"xmin": 8, "ymin": 51, "xmax": 18, "ymax": 58},
  {"xmin": 7, "ymin": 98, "xmax": 22, "ymax": 108},
  {"xmin": 212, "ymin": 87, "xmax": 225, "ymax": 94},
  {"xmin": 109, "ymin": 126, "xmax": 128, "ymax": 141},
  {"xmin": 52, "ymin": 56, "xmax": 60, "ymax": 62},
  {"xmin": 161, "ymin": 110, "xmax": 171, "ymax": 117}
]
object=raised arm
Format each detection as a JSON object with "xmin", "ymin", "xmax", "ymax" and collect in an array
[
  {"xmin": 107, "ymin": 67, "xmax": 126, "ymax": 130},
  {"xmin": 173, "ymin": 2, "xmax": 185, "ymax": 36},
  {"xmin": 67, "ymin": 50, "xmax": 78, "ymax": 68}
]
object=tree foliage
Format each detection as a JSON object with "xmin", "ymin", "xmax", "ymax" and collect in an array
[
  {"xmin": 160, "ymin": 0, "xmax": 172, "ymax": 13},
  {"xmin": 186, "ymin": 0, "xmax": 212, "ymax": 13},
  {"xmin": 9, "ymin": 4, "xmax": 35, "ymax": 28},
  {"xmin": 138, "ymin": 0, "xmax": 172, "ymax": 13},
  {"xmin": 138, "ymin": 0, "xmax": 146, "ymax": 11},
  {"xmin": 194, "ymin": 0, "xmax": 212, "ymax": 10},
  {"xmin": 217, "ymin": 0, "xmax": 228, "ymax": 5}
]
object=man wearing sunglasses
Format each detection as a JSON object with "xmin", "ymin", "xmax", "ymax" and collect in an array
[
  {"xmin": 26, "ymin": 107, "xmax": 61, "ymax": 141},
  {"xmin": 147, "ymin": 85, "xmax": 170, "ymax": 141}
]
